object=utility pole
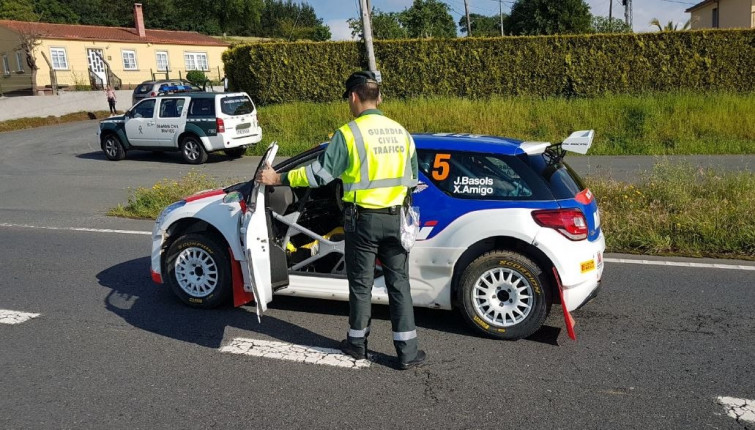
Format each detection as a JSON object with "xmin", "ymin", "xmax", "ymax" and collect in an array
[
  {"xmin": 499, "ymin": 0, "xmax": 504, "ymax": 36},
  {"xmin": 464, "ymin": 0, "xmax": 472, "ymax": 36},
  {"xmin": 359, "ymin": 0, "xmax": 377, "ymax": 74},
  {"xmin": 608, "ymin": 0, "xmax": 613, "ymax": 32},
  {"xmin": 624, "ymin": 0, "xmax": 632, "ymax": 29}
]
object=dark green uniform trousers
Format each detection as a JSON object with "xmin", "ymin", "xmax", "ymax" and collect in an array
[{"xmin": 344, "ymin": 210, "xmax": 419, "ymax": 362}]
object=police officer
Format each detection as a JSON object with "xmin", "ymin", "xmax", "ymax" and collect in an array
[{"xmin": 257, "ymin": 71, "xmax": 426, "ymax": 370}]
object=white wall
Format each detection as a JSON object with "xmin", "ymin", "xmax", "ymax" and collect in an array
[{"xmin": 0, "ymin": 90, "xmax": 132, "ymax": 121}]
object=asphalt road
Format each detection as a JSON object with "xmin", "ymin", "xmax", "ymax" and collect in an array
[{"xmin": 1, "ymin": 121, "xmax": 754, "ymax": 429}]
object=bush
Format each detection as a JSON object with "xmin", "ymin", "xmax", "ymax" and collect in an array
[
  {"xmin": 224, "ymin": 29, "xmax": 755, "ymax": 105},
  {"xmin": 185, "ymin": 70, "xmax": 208, "ymax": 86}
]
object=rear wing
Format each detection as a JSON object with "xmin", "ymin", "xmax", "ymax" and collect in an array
[{"xmin": 561, "ymin": 130, "xmax": 594, "ymax": 155}]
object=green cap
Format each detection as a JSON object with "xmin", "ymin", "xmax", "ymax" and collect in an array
[{"xmin": 343, "ymin": 70, "xmax": 379, "ymax": 99}]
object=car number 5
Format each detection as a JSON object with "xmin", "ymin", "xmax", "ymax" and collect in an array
[{"xmin": 432, "ymin": 153, "xmax": 451, "ymax": 181}]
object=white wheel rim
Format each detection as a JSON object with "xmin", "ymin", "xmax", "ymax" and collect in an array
[
  {"xmin": 105, "ymin": 138, "xmax": 118, "ymax": 157},
  {"xmin": 472, "ymin": 267, "xmax": 534, "ymax": 327},
  {"xmin": 174, "ymin": 247, "xmax": 218, "ymax": 298},
  {"xmin": 184, "ymin": 141, "xmax": 200, "ymax": 161}
]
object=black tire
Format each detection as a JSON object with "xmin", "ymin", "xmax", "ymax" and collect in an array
[
  {"xmin": 164, "ymin": 233, "xmax": 231, "ymax": 308},
  {"xmin": 458, "ymin": 250, "xmax": 551, "ymax": 340},
  {"xmin": 224, "ymin": 147, "xmax": 246, "ymax": 159},
  {"xmin": 101, "ymin": 133, "xmax": 126, "ymax": 161},
  {"xmin": 180, "ymin": 135, "xmax": 208, "ymax": 164}
]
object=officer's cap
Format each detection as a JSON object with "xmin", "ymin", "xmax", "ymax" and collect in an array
[{"xmin": 343, "ymin": 70, "xmax": 379, "ymax": 99}]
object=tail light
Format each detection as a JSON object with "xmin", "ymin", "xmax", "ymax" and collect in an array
[
  {"xmin": 216, "ymin": 118, "xmax": 225, "ymax": 133},
  {"xmin": 532, "ymin": 209, "xmax": 588, "ymax": 241}
]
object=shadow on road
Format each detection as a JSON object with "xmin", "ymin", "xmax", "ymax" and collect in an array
[
  {"xmin": 97, "ymin": 257, "xmax": 561, "ymax": 355},
  {"xmin": 77, "ymin": 150, "xmax": 246, "ymax": 164}
]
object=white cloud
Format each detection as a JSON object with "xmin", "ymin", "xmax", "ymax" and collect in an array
[{"xmin": 327, "ymin": 19, "xmax": 357, "ymax": 41}]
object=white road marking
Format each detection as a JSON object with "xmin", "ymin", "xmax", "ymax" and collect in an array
[
  {"xmin": 219, "ymin": 337, "xmax": 370, "ymax": 369},
  {"xmin": 717, "ymin": 396, "xmax": 755, "ymax": 424},
  {"xmin": 0, "ymin": 309, "xmax": 40, "ymax": 325},
  {"xmin": 0, "ymin": 223, "xmax": 151, "ymax": 236},
  {"xmin": 1, "ymin": 222, "xmax": 754, "ymax": 271},
  {"xmin": 605, "ymin": 257, "xmax": 755, "ymax": 271}
]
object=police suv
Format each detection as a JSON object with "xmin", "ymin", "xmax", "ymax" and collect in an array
[
  {"xmin": 98, "ymin": 92, "xmax": 262, "ymax": 164},
  {"xmin": 150, "ymin": 131, "xmax": 604, "ymax": 340}
]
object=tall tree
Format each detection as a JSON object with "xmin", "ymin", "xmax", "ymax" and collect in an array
[
  {"xmin": 459, "ymin": 13, "xmax": 505, "ymax": 37},
  {"xmin": 592, "ymin": 16, "xmax": 632, "ymax": 33},
  {"xmin": 0, "ymin": 0, "xmax": 38, "ymax": 21},
  {"xmin": 402, "ymin": 0, "xmax": 456, "ymax": 39},
  {"xmin": 507, "ymin": 0, "xmax": 592, "ymax": 35},
  {"xmin": 348, "ymin": 8, "xmax": 408, "ymax": 40}
]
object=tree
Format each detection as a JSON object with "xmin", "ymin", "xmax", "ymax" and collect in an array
[
  {"xmin": 402, "ymin": 0, "xmax": 456, "ymax": 39},
  {"xmin": 459, "ymin": 13, "xmax": 505, "ymax": 37},
  {"xmin": 592, "ymin": 16, "xmax": 632, "ymax": 33},
  {"xmin": 650, "ymin": 18, "xmax": 690, "ymax": 32},
  {"xmin": 348, "ymin": 8, "xmax": 408, "ymax": 40},
  {"xmin": 15, "ymin": 26, "xmax": 42, "ymax": 94},
  {"xmin": 506, "ymin": 0, "xmax": 593, "ymax": 35},
  {"xmin": 0, "ymin": 0, "xmax": 38, "ymax": 21}
]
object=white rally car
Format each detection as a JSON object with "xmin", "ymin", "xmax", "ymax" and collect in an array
[{"xmin": 150, "ymin": 131, "xmax": 604, "ymax": 340}]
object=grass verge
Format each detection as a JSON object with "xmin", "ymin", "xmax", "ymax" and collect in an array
[
  {"xmin": 110, "ymin": 162, "xmax": 755, "ymax": 261},
  {"xmin": 0, "ymin": 110, "xmax": 118, "ymax": 133},
  {"xmin": 256, "ymin": 91, "xmax": 755, "ymax": 156}
]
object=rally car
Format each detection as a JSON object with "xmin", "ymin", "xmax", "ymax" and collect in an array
[{"xmin": 150, "ymin": 131, "xmax": 605, "ymax": 340}]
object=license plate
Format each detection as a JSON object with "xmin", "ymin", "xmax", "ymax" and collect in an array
[{"xmin": 237, "ymin": 128, "xmax": 250, "ymax": 135}]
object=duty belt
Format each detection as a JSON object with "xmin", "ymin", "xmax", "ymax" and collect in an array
[{"xmin": 346, "ymin": 203, "xmax": 400, "ymax": 215}]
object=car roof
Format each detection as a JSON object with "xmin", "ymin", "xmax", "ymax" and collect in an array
[
  {"xmin": 147, "ymin": 91, "xmax": 248, "ymax": 100},
  {"xmin": 412, "ymin": 133, "xmax": 549, "ymax": 156}
]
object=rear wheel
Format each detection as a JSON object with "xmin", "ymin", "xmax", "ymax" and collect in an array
[
  {"xmin": 180, "ymin": 135, "xmax": 208, "ymax": 164},
  {"xmin": 458, "ymin": 250, "xmax": 551, "ymax": 340},
  {"xmin": 164, "ymin": 233, "xmax": 231, "ymax": 308},
  {"xmin": 101, "ymin": 134, "xmax": 126, "ymax": 161},
  {"xmin": 224, "ymin": 147, "xmax": 246, "ymax": 159}
]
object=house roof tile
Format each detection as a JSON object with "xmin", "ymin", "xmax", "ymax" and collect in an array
[{"xmin": 0, "ymin": 20, "xmax": 229, "ymax": 47}]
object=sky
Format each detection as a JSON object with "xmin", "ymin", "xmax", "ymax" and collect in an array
[{"xmin": 305, "ymin": 0, "xmax": 695, "ymax": 41}]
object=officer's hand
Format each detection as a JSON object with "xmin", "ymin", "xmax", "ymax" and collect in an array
[{"xmin": 256, "ymin": 163, "xmax": 281, "ymax": 185}]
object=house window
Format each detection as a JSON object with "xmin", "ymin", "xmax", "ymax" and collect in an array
[
  {"xmin": 712, "ymin": 7, "xmax": 719, "ymax": 28},
  {"xmin": 156, "ymin": 51, "xmax": 169, "ymax": 71},
  {"xmin": 122, "ymin": 50, "xmax": 138, "ymax": 70},
  {"xmin": 50, "ymin": 48, "xmax": 68, "ymax": 70},
  {"xmin": 15, "ymin": 51, "xmax": 24, "ymax": 72},
  {"xmin": 2, "ymin": 55, "xmax": 10, "ymax": 75},
  {"xmin": 184, "ymin": 52, "xmax": 208, "ymax": 71}
]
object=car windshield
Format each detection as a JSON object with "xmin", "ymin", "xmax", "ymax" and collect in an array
[
  {"xmin": 134, "ymin": 84, "xmax": 152, "ymax": 95},
  {"xmin": 221, "ymin": 96, "xmax": 255, "ymax": 115}
]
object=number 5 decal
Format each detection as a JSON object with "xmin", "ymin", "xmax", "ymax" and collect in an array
[{"xmin": 432, "ymin": 153, "xmax": 451, "ymax": 181}]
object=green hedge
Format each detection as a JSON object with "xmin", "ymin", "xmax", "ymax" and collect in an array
[{"xmin": 223, "ymin": 30, "xmax": 755, "ymax": 104}]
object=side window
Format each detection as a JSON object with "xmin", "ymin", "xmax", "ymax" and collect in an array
[
  {"xmin": 187, "ymin": 98, "xmax": 215, "ymax": 117},
  {"xmin": 132, "ymin": 99, "xmax": 155, "ymax": 119},
  {"xmin": 418, "ymin": 150, "xmax": 535, "ymax": 200},
  {"xmin": 158, "ymin": 98, "xmax": 185, "ymax": 118}
]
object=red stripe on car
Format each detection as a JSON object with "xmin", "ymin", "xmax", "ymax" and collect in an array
[{"xmin": 184, "ymin": 189, "xmax": 226, "ymax": 202}]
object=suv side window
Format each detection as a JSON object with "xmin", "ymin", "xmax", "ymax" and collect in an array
[
  {"xmin": 131, "ymin": 99, "xmax": 155, "ymax": 118},
  {"xmin": 158, "ymin": 98, "xmax": 186, "ymax": 118},
  {"xmin": 418, "ymin": 150, "xmax": 547, "ymax": 200},
  {"xmin": 188, "ymin": 98, "xmax": 215, "ymax": 117}
]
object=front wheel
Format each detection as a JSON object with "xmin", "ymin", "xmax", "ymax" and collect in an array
[
  {"xmin": 164, "ymin": 233, "xmax": 231, "ymax": 308},
  {"xmin": 458, "ymin": 250, "xmax": 551, "ymax": 340},
  {"xmin": 224, "ymin": 147, "xmax": 246, "ymax": 159},
  {"xmin": 101, "ymin": 134, "xmax": 126, "ymax": 161},
  {"xmin": 180, "ymin": 136, "xmax": 208, "ymax": 164}
]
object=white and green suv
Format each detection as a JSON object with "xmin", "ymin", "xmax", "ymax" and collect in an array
[{"xmin": 98, "ymin": 92, "xmax": 262, "ymax": 164}]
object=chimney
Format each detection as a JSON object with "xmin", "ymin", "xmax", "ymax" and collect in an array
[{"xmin": 134, "ymin": 3, "xmax": 146, "ymax": 38}]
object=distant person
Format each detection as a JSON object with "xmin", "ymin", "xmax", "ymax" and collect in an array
[{"xmin": 105, "ymin": 86, "xmax": 117, "ymax": 115}]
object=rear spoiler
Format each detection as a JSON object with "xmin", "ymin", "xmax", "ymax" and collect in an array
[{"xmin": 561, "ymin": 130, "xmax": 594, "ymax": 155}]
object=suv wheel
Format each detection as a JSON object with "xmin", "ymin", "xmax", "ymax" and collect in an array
[
  {"xmin": 458, "ymin": 250, "xmax": 551, "ymax": 340},
  {"xmin": 181, "ymin": 136, "xmax": 208, "ymax": 164},
  {"xmin": 101, "ymin": 134, "xmax": 126, "ymax": 161}
]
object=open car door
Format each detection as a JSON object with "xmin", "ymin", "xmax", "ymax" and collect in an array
[{"xmin": 241, "ymin": 142, "xmax": 278, "ymax": 321}]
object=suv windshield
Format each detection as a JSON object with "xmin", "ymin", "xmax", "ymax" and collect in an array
[
  {"xmin": 221, "ymin": 95, "xmax": 254, "ymax": 115},
  {"xmin": 134, "ymin": 84, "xmax": 152, "ymax": 95}
]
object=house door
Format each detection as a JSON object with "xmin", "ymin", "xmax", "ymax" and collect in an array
[{"xmin": 87, "ymin": 49, "xmax": 107, "ymax": 87}]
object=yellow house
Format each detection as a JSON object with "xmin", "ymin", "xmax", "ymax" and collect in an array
[
  {"xmin": 686, "ymin": 0, "xmax": 755, "ymax": 29},
  {"xmin": 0, "ymin": 3, "xmax": 229, "ymax": 95}
]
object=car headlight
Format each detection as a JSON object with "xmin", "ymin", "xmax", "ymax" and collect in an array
[{"xmin": 156, "ymin": 200, "xmax": 186, "ymax": 226}]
